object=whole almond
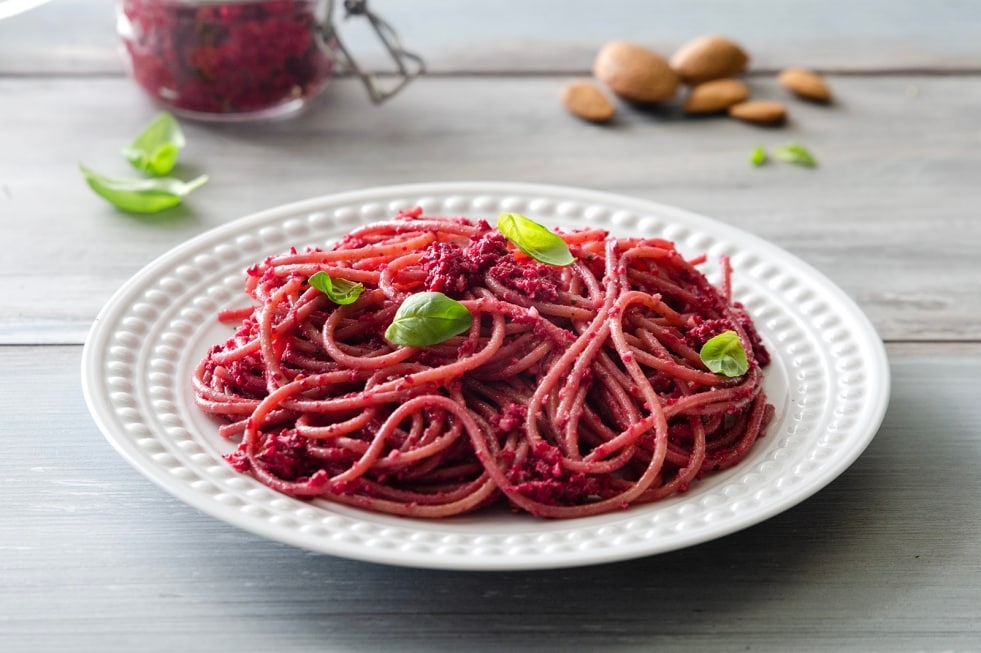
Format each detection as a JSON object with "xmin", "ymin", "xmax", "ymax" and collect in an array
[
  {"xmin": 683, "ymin": 78, "xmax": 750, "ymax": 114},
  {"xmin": 728, "ymin": 100, "xmax": 787, "ymax": 125},
  {"xmin": 593, "ymin": 40, "xmax": 679, "ymax": 103},
  {"xmin": 560, "ymin": 80, "xmax": 616, "ymax": 123},
  {"xmin": 778, "ymin": 67, "xmax": 832, "ymax": 102},
  {"xmin": 670, "ymin": 35, "xmax": 749, "ymax": 85}
]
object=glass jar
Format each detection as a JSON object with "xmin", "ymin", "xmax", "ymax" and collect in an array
[{"xmin": 117, "ymin": 0, "xmax": 422, "ymax": 121}]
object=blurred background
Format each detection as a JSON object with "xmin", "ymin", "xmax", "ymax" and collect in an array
[{"xmin": 2, "ymin": 0, "xmax": 980, "ymax": 73}]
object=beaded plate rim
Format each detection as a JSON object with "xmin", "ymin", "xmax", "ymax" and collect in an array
[{"xmin": 81, "ymin": 182, "xmax": 890, "ymax": 570}]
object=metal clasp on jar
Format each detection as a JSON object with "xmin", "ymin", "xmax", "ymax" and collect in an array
[{"xmin": 319, "ymin": 0, "xmax": 425, "ymax": 103}]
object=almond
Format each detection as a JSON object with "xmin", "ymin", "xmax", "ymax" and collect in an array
[
  {"xmin": 683, "ymin": 78, "xmax": 750, "ymax": 114},
  {"xmin": 778, "ymin": 67, "xmax": 832, "ymax": 102},
  {"xmin": 560, "ymin": 80, "xmax": 616, "ymax": 123},
  {"xmin": 593, "ymin": 41, "xmax": 679, "ymax": 103},
  {"xmin": 670, "ymin": 35, "xmax": 749, "ymax": 85},
  {"xmin": 728, "ymin": 100, "xmax": 787, "ymax": 125}
]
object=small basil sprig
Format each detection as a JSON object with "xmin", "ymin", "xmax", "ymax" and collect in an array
[
  {"xmin": 121, "ymin": 112, "xmax": 186, "ymax": 176},
  {"xmin": 773, "ymin": 143, "xmax": 817, "ymax": 168},
  {"xmin": 699, "ymin": 330, "xmax": 749, "ymax": 377},
  {"xmin": 308, "ymin": 271, "xmax": 364, "ymax": 305},
  {"xmin": 749, "ymin": 145, "xmax": 767, "ymax": 167},
  {"xmin": 385, "ymin": 292, "xmax": 472, "ymax": 347},
  {"xmin": 497, "ymin": 212, "xmax": 575, "ymax": 266},
  {"xmin": 80, "ymin": 165, "xmax": 207, "ymax": 214}
]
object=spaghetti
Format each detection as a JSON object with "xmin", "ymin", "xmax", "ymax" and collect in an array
[{"xmin": 194, "ymin": 209, "xmax": 773, "ymax": 518}]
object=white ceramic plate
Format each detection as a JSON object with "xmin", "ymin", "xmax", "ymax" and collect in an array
[{"xmin": 82, "ymin": 182, "xmax": 889, "ymax": 570}]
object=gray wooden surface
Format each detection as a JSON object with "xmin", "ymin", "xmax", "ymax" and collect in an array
[
  {"xmin": 4, "ymin": 0, "xmax": 981, "ymax": 74},
  {"xmin": 2, "ymin": 1, "xmax": 980, "ymax": 651}
]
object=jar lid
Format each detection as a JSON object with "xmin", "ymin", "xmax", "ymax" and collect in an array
[{"xmin": 154, "ymin": 0, "xmax": 331, "ymax": 6}]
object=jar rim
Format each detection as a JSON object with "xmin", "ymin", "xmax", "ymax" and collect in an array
[{"xmin": 133, "ymin": 0, "xmax": 331, "ymax": 7}]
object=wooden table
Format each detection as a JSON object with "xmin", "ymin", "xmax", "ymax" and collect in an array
[{"xmin": 2, "ymin": 1, "xmax": 979, "ymax": 650}]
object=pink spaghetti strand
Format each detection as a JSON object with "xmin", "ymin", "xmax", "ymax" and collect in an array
[{"xmin": 194, "ymin": 214, "xmax": 773, "ymax": 518}]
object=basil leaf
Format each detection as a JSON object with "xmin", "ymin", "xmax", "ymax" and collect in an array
[
  {"xmin": 385, "ymin": 292, "xmax": 473, "ymax": 347},
  {"xmin": 308, "ymin": 271, "xmax": 364, "ymax": 305},
  {"xmin": 749, "ymin": 145, "xmax": 767, "ymax": 167},
  {"xmin": 497, "ymin": 212, "xmax": 575, "ymax": 266},
  {"xmin": 121, "ymin": 112, "xmax": 186, "ymax": 176},
  {"xmin": 699, "ymin": 330, "xmax": 749, "ymax": 377},
  {"xmin": 773, "ymin": 143, "xmax": 817, "ymax": 168},
  {"xmin": 80, "ymin": 165, "xmax": 207, "ymax": 214}
]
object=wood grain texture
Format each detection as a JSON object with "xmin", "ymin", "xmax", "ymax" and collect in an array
[
  {"xmin": 3, "ymin": 0, "xmax": 981, "ymax": 75},
  {"xmin": 1, "ymin": 344, "xmax": 979, "ymax": 652},
  {"xmin": 1, "ymin": 75, "xmax": 979, "ymax": 343}
]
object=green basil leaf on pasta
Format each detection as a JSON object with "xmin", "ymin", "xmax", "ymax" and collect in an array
[
  {"xmin": 385, "ymin": 292, "xmax": 473, "ymax": 347},
  {"xmin": 749, "ymin": 145, "xmax": 768, "ymax": 167},
  {"xmin": 773, "ymin": 143, "xmax": 817, "ymax": 168},
  {"xmin": 80, "ymin": 165, "xmax": 207, "ymax": 214},
  {"xmin": 699, "ymin": 330, "xmax": 749, "ymax": 377},
  {"xmin": 121, "ymin": 112, "xmax": 186, "ymax": 176},
  {"xmin": 497, "ymin": 212, "xmax": 575, "ymax": 266},
  {"xmin": 308, "ymin": 271, "xmax": 364, "ymax": 305}
]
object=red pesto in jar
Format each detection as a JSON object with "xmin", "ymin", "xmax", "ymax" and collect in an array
[{"xmin": 119, "ymin": 0, "xmax": 334, "ymax": 116}]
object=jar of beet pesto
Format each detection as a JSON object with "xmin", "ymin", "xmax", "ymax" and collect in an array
[{"xmin": 117, "ymin": 0, "xmax": 422, "ymax": 120}]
